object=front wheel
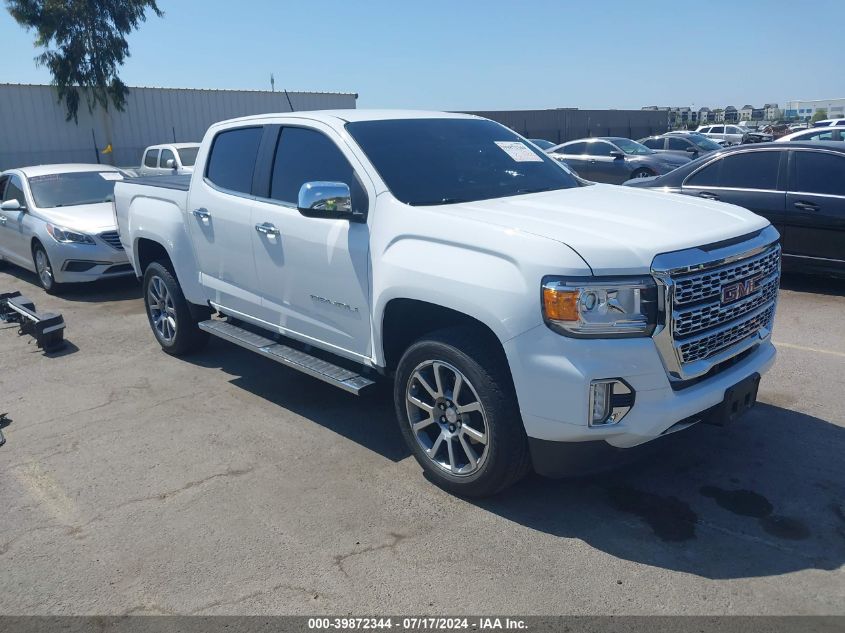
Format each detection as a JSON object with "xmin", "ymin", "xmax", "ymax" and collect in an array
[
  {"xmin": 394, "ymin": 328, "xmax": 530, "ymax": 497},
  {"xmin": 32, "ymin": 241, "xmax": 63, "ymax": 294},
  {"xmin": 630, "ymin": 168, "xmax": 656, "ymax": 180},
  {"xmin": 143, "ymin": 261, "xmax": 208, "ymax": 355}
]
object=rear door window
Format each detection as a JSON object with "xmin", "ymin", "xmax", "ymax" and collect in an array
[
  {"xmin": 711, "ymin": 126, "xmax": 725, "ymax": 134},
  {"xmin": 205, "ymin": 127, "xmax": 263, "ymax": 195},
  {"xmin": 144, "ymin": 150, "xmax": 159, "ymax": 168},
  {"xmin": 667, "ymin": 137, "xmax": 689, "ymax": 150},
  {"xmin": 719, "ymin": 151, "xmax": 781, "ymax": 190},
  {"xmin": 560, "ymin": 142, "xmax": 586, "ymax": 154},
  {"xmin": 791, "ymin": 151, "xmax": 845, "ymax": 196},
  {"xmin": 641, "ymin": 138, "xmax": 665, "ymax": 150}
]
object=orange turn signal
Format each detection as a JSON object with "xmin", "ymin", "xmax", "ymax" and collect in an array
[{"xmin": 542, "ymin": 286, "xmax": 580, "ymax": 322}]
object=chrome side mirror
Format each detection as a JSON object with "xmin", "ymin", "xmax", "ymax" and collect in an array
[
  {"xmin": 1, "ymin": 199, "xmax": 24, "ymax": 212},
  {"xmin": 297, "ymin": 181, "xmax": 355, "ymax": 220},
  {"xmin": 165, "ymin": 159, "xmax": 176, "ymax": 169}
]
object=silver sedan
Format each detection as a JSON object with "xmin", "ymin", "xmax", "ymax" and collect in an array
[{"xmin": 0, "ymin": 164, "xmax": 133, "ymax": 293}]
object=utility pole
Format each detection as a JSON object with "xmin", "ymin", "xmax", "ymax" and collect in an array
[{"xmin": 270, "ymin": 73, "xmax": 275, "ymax": 92}]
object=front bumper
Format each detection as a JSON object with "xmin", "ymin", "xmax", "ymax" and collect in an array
[
  {"xmin": 46, "ymin": 239, "xmax": 132, "ymax": 284},
  {"xmin": 504, "ymin": 323, "xmax": 776, "ymax": 450}
]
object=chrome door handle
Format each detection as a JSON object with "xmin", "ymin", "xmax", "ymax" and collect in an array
[
  {"xmin": 192, "ymin": 208, "xmax": 211, "ymax": 222},
  {"xmin": 0, "ymin": 215, "xmax": 6, "ymax": 225},
  {"xmin": 699, "ymin": 192, "xmax": 719, "ymax": 200},
  {"xmin": 793, "ymin": 201, "xmax": 819, "ymax": 212},
  {"xmin": 255, "ymin": 222, "xmax": 280, "ymax": 236}
]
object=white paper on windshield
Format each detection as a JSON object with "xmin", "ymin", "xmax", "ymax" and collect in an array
[
  {"xmin": 495, "ymin": 141, "xmax": 544, "ymax": 162},
  {"xmin": 99, "ymin": 172, "xmax": 123, "ymax": 181}
]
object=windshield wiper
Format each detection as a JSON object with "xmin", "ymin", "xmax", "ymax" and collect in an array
[{"xmin": 413, "ymin": 197, "xmax": 470, "ymax": 206}]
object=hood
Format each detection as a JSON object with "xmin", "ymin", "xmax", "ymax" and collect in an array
[
  {"xmin": 430, "ymin": 184, "xmax": 770, "ymax": 274},
  {"xmin": 33, "ymin": 202, "xmax": 117, "ymax": 234}
]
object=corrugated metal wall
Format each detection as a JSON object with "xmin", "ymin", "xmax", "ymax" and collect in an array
[
  {"xmin": 0, "ymin": 84, "xmax": 357, "ymax": 170},
  {"xmin": 465, "ymin": 109, "xmax": 670, "ymax": 144}
]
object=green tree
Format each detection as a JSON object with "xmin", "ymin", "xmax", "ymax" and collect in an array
[
  {"xmin": 811, "ymin": 108, "xmax": 828, "ymax": 123},
  {"xmin": 6, "ymin": 0, "xmax": 162, "ymax": 122}
]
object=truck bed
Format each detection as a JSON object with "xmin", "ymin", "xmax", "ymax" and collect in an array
[{"xmin": 125, "ymin": 174, "xmax": 191, "ymax": 191}]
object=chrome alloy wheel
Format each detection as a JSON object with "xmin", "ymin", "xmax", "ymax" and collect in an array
[
  {"xmin": 405, "ymin": 360, "xmax": 489, "ymax": 476},
  {"xmin": 35, "ymin": 248, "xmax": 53, "ymax": 288},
  {"xmin": 147, "ymin": 275, "xmax": 177, "ymax": 344}
]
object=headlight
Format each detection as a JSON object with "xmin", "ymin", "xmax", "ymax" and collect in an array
[
  {"xmin": 541, "ymin": 275, "xmax": 658, "ymax": 338},
  {"xmin": 46, "ymin": 224, "xmax": 95, "ymax": 245}
]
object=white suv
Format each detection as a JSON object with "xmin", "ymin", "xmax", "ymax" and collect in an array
[{"xmin": 696, "ymin": 124, "xmax": 746, "ymax": 145}]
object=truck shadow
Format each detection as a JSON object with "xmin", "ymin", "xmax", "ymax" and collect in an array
[
  {"xmin": 472, "ymin": 403, "xmax": 845, "ymax": 579},
  {"xmin": 183, "ymin": 338, "xmax": 845, "ymax": 580}
]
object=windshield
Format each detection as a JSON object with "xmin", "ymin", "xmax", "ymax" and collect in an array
[
  {"xmin": 690, "ymin": 136, "xmax": 723, "ymax": 151},
  {"xmin": 27, "ymin": 171, "xmax": 122, "ymax": 208},
  {"xmin": 611, "ymin": 138, "xmax": 653, "ymax": 155},
  {"xmin": 177, "ymin": 147, "xmax": 199, "ymax": 166},
  {"xmin": 346, "ymin": 119, "xmax": 580, "ymax": 206}
]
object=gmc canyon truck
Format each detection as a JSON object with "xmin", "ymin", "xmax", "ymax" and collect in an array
[{"xmin": 114, "ymin": 110, "xmax": 780, "ymax": 496}]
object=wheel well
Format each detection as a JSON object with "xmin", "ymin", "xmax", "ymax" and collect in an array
[
  {"xmin": 136, "ymin": 238, "xmax": 172, "ymax": 274},
  {"xmin": 381, "ymin": 299, "xmax": 504, "ymax": 371}
]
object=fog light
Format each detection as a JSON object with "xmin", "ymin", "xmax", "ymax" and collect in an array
[{"xmin": 589, "ymin": 379, "xmax": 635, "ymax": 426}]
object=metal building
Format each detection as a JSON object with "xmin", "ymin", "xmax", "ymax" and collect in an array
[
  {"xmin": 0, "ymin": 83, "xmax": 357, "ymax": 170},
  {"xmin": 465, "ymin": 108, "xmax": 670, "ymax": 144}
]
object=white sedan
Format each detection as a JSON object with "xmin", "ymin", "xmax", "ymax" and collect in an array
[{"xmin": 0, "ymin": 164, "xmax": 133, "ymax": 293}]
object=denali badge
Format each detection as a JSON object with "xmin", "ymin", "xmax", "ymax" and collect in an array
[{"xmin": 721, "ymin": 276, "xmax": 761, "ymax": 304}]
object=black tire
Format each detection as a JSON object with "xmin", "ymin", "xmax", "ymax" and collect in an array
[
  {"xmin": 142, "ymin": 261, "xmax": 208, "ymax": 356},
  {"xmin": 393, "ymin": 327, "xmax": 530, "ymax": 497},
  {"xmin": 32, "ymin": 240, "xmax": 64, "ymax": 295},
  {"xmin": 630, "ymin": 168, "xmax": 656, "ymax": 180}
]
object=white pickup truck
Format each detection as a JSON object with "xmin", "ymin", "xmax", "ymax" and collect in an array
[{"xmin": 114, "ymin": 110, "xmax": 780, "ymax": 496}]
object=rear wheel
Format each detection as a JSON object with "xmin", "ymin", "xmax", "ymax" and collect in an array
[
  {"xmin": 394, "ymin": 327, "xmax": 530, "ymax": 497},
  {"xmin": 631, "ymin": 168, "xmax": 655, "ymax": 179},
  {"xmin": 32, "ymin": 241, "xmax": 63, "ymax": 294},
  {"xmin": 143, "ymin": 261, "xmax": 208, "ymax": 355}
]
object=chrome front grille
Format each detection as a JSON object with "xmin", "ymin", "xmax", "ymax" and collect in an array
[
  {"xmin": 673, "ymin": 247, "xmax": 780, "ymax": 305},
  {"xmin": 678, "ymin": 304, "xmax": 776, "ymax": 363},
  {"xmin": 99, "ymin": 230, "xmax": 124, "ymax": 251},
  {"xmin": 673, "ymin": 273, "xmax": 779, "ymax": 337},
  {"xmin": 651, "ymin": 226, "xmax": 781, "ymax": 382}
]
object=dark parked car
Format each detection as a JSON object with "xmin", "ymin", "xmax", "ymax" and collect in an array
[
  {"xmin": 529, "ymin": 138, "xmax": 556, "ymax": 150},
  {"xmin": 638, "ymin": 133, "xmax": 723, "ymax": 159},
  {"xmin": 624, "ymin": 142, "xmax": 845, "ymax": 277},
  {"xmin": 547, "ymin": 137, "xmax": 691, "ymax": 184}
]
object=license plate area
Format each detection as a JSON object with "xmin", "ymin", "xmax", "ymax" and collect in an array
[{"xmin": 711, "ymin": 373, "xmax": 760, "ymax": 426}]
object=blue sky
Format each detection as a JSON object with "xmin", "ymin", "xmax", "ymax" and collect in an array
[{"xmin": 1, "ymin": 0, "xmax": 841, "ymax": 110}]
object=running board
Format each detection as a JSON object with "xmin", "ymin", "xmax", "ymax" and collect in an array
[{"xmin": 198, "ymin": 319, "xmax": 376, "ymax": 395}]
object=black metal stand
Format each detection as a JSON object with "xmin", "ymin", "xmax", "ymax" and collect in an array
[{"xmin": 0, "ymin": 291, "xmax": 66, "ymax": 352}]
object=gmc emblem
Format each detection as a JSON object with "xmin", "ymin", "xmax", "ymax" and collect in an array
[{"xmin": 721, "ymin": 276, "xmax": 762, "ymax": 304}]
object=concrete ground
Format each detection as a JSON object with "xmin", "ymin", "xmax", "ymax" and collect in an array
[{"xmin": 0, "ymin": 265, "xmax": 843, "ymax": 616}]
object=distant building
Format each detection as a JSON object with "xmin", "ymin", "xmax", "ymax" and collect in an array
[
  {"xmin": 764, "ymin": 103, "xmax": 780, "ymax": 120},
  {"xmin": 724, "ymin": 106, "xmax": 739, "ymax": 122},
  {"xmin": 784, "ymin": 98, "xmax": 845, "ymax": 121},
  {"xmin": 698, "ymin": 107, "xmax": 712, "ymax": 124},
  {"xmin": 713, "ymin": 108, "xmax": 725, "ymax": 123},
  {"xmin": 0, "ymin": 83, "xmax": 357, "ymax": 169},
  {"xmin": 739, "ymin": 105, "xmax": 754, "ymax": 121}
]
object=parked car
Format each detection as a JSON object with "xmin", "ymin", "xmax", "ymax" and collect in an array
[
  {"xmin": 0, "ymin": 164, "xmax": 133, "ymax": 293},
  {"xmin": 811, "ymin": 119, "xmax": 845, "ymax": 128},
  {"xmin": 624, "ymin": 142, "xmax": 845, "ymax": 277},
  {"xmin": 138, "ymin": 143, "xmax": 200, "ymax": 176},
  {"xmin": 638, "ymin": 133, "xmax": 722, "ymax": 158},
  {"xmin": 547, "ymin": 137, "xmax": 691, "ymax": 183},
  {"xmin": 114, "ymin": 110, "xmax": 779, "ymax": 496},
  {"xmin": 776, "ymin": 127, "xmax": 845, "ymax": 142},
  {"xmin": 789, "ymin": 123, "xmax": 809, "ymax": 132},
  {"xmin": 529, "ymin": 139, "xmax": 556, "ymax": 150},
  {"xmin": 696, "ymin": 124, "xmax": 748, "ymax": 145}
]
